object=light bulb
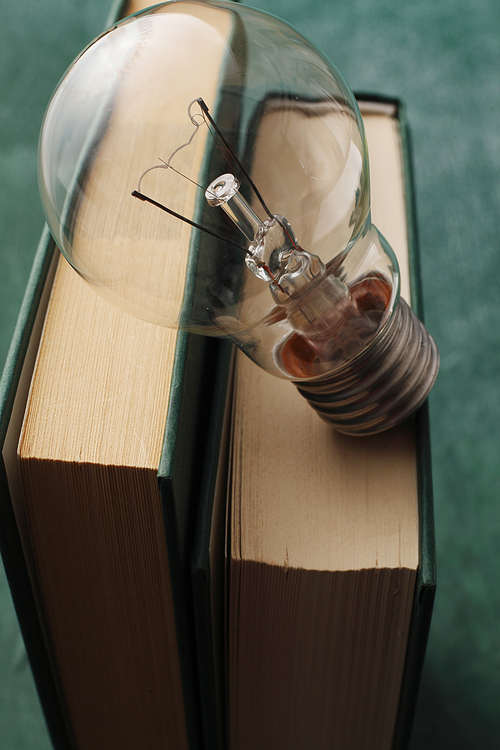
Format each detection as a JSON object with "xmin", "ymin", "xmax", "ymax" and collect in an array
[{"xmin": 38, "ymin": 0, "xmax": 438, "ymax": 435}]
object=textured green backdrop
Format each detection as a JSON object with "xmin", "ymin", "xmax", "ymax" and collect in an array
[{"xmin": 1, "ymin": 1, "xmax": 499, "ymax": 748}]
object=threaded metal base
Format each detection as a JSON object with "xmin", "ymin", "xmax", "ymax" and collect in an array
[{"xmin": 293, "ymin": 298, "xmax": 439, "ymax": 435}]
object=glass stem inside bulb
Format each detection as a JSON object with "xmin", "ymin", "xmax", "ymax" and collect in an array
[
  {"xmin": 205, "ymin": 173, "xmax": 262, "ymax": 242},
  {"xmin": 205, "ymin": 172, "xmax": 375, "ymax": 365},
  {"xmin": 205, "ymin": 174, "xmax": 394, "ymax": 375}
]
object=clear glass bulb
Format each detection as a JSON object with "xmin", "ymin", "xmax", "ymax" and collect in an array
[{"xmin": 38, "ymin": 0, "xmax": 438, "ymax": 434}]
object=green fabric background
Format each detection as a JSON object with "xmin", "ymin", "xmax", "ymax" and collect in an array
[{"xmin": 1, "ymin": 0, "xmax": 499, "ymax": 748}]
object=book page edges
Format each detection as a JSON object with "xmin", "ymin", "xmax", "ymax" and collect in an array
[{"xmin": 231, "ymin": 109, "xmax": 419, "ymax": 574}]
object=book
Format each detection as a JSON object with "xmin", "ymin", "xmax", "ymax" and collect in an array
[
  {"xmin": 0, "ymin": 3, "xmax": 435, "ymax": 750},
  {"xmin": 0, "ymin": 1, "xmax": 234, "ymax": 749},
  {"xmin": 224, "ymin": 97, "xmax": 436, "ymax": 750}
]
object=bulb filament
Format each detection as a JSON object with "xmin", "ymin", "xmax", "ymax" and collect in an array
[{"xmin": 132, "ymin": 97, "xmax": 287, "ymax": 287}]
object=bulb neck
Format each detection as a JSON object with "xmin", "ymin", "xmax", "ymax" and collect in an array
[
  {"xmin": 205, "ymin": 173, "xmax": 330, "ymax": 293},
  {"xmin": 205, "ymin": 172, "xmax": 350, "ymax": 356}
]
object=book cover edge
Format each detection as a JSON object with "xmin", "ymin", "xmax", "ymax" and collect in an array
[
  {"xmin": 0, "ymin": 229, "xmax": 73, "ymax": 750},
  {"xmin": 389, "ymin": 98, "xmax": 437, "ymax": 750}
]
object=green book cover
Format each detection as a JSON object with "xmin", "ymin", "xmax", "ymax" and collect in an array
[{"xmin": 388, "ymin": 97, "xmax": 437, "ymax": 750}]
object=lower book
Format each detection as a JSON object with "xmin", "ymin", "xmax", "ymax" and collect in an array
[
  {"xmin": 0, "ymin": 98, "xmax": 435, "ymax": 750},
  {"xmin": 198, "ymin": 97, "xmax": 436, "ymax": 750}
]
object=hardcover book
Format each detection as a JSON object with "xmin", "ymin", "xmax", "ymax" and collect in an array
[{"xmin": 224, "ymin": 97, "xmax": 435, "ymax": 750}]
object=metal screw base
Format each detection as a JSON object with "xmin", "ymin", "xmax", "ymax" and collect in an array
[{"xmin": 293, "ymin": 298, "xmax": 439, "ymax": 435}]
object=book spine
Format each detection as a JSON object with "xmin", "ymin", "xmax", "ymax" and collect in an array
[{"xmin": 391, "ymin": 103, "xmax": 437, "ymax": 750}]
